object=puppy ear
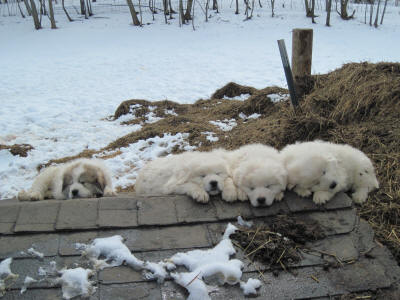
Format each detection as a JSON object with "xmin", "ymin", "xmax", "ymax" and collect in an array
[
  {"xmin": 95, "ymin": 170, "xmax": 106, "ymax": 190},
  {"xmin": 62, "ymin": 174, "xmax": 72, "ymax": 191}
]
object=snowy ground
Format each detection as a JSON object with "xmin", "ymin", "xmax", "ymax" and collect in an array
[{"xmin": 0, "ymin": 0, "xmax": 399, "ymax": 199}]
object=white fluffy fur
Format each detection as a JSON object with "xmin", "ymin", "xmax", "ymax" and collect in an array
[
  {"xmin": 135, "ymin": 151, "xmax": 236, "ymax": 203},
  {"xmin": 18, "ymin": 158, "xmax": 116, "ymax": 201},
  {"xmin": 281, "ymin": 140, "xmax": 379, "ymax": 204},
  {"xmin": 215, "ymin": 144, "xmax": 287, "ymax": 207}
]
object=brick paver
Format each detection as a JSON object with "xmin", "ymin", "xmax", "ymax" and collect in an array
[{"xmin": 56, "ymin": 199, "xmax": 98, "ymax": 230}]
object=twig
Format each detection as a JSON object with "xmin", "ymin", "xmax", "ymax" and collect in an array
[
  {"xmin": 310, "ymin": 274, "xmax": 319, "ymax": 282},
  {"xmin": 244, "ymin": 227, "xmax": 260, "ymax": 252},
  {"xmin": 186, "ymin": 271, "xmax": 202, "ymax": 287},
  {"xmin": 245, "ymin": 239, "xmax": 271, "ymax": 257}
]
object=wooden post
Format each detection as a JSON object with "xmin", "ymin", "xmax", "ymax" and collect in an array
[
  {"xmin": 277, "ymin": 39, "xmax": 299, "ymax": 108},
  {"xmin": 292, "ymin": 28, "xmax": 313, "ymax": 99}
]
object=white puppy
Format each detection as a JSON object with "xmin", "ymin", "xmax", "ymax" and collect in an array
[
  {"xmin": 135, "ymin": 151, "xmax": 236, "ymax": 203},
  {"xmin": 215, "ymin": 144, "xmax": 287, "ymax": 207},
  {"xmin": 281, "ymin": 140, "xmax": 379, "ymax": 204},
  {"xmin": 18, "ymin": 158, "xmax": 116, "ymax": 201}
]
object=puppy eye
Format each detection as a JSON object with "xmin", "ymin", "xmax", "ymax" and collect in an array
[
  {"xmin": 201, "ymin": 175, "xmax": 206, "ymax": 178},
  {"xmin": 216, "ymin": 172, "xmax": 221, "ymax": 176},
  {"xmin": 322, "ymin": 171, "xmax": 326, "ymax": 175},
  {"xmin": 265, "ymin": 185, "xmax": 271, "ymax": 189},
  {"xmin": 250, "ymin": 187, "xmax": 255, "ymax": 191}
]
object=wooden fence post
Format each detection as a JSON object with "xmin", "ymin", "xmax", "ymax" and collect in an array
[{"xmin": 292, "ymin": 28, "xmax": 313, "ymax": 99}]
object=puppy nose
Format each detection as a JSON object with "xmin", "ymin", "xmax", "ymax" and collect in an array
[
  {"xmin": 95, "ymin": 193, "xmax": 103, "ymax": 198},
  {"xmin": 257, "ymin": 197, "xmax": 266, "ymax": 205},
  {"xmin": 210, "ymin": 180, "xmax": 218, "ymax": 188},
  {"xmin": 330, "ymin": 181, "xmax": 337, "ymax": 189},
  {"xmin": 72, "ymin": 189, "xmax": 79, "ymax": 197}
]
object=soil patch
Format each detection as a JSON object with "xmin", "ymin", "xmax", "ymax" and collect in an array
[
  {"xmin": 231, "ymin": 214, "xmax": 325, "ymax": 269},
  {"xmin": 0, "ymin": 144, "xmax": 34, "ymax": 157}
]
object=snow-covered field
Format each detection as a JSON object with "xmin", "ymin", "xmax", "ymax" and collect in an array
[{"xmin": 0, "ymin": 0, "xmax": 399, "ymax": 199}]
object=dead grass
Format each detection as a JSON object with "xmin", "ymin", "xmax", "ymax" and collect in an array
[
  {"xmin": 44, "ymin": 62, "xmax": 400, "ymax": 263},
  {"xmin": 0, "ymin": 144, "xmax": 34, "ymax": 157}
]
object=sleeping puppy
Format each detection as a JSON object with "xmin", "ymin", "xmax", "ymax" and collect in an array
[
  {"xmin": 135, "ymin": 151, "xmax": 236, "ymax": 203},
  {"xmin": 18, "ymin": 158, "xmax": 116, "ymax": 201},
  {"xmin": 310, "ymin": 141, "xmax": 379, "ymax": 204},
  {"xmin": 215, "ymin": 144, "xmax": 287, "ymax": 207},
  {"xmin": 281, "ymin": 140, "xmax": 378, "ymax": 204}
]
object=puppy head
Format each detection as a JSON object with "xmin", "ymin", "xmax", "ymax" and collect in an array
[
  {"xmin": 189, "ymin": 158, "xmax": 229, "ymax": 196},
  {"xmin": 234, "ymin": 159, "xmax": 287, "ymax": 207},
  {"xmin": 354, "ymin": 159, "xmax": 379, "ymax": 191},
  {"xmin": 62, "ymin": 162, "xmax": 106, "ymax": 199},
  {"xmin": 307, "ymin": 155, "xmax": 346, "ymax": 193}
]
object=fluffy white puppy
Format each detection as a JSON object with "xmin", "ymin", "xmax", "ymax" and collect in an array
[
  {"xmin": 18, "ymin": 158, "xmax": 116, "ymax": 201},
  {"xmin": 135, "ymin": 151, "xmax": 236, "ymax": 203},
  {"xmin": 215, "ymin": 144, "xmax": 287, "ymax": 207},
  {"xmin": 281, "ymin": 140, "xmax": 379, "ymax": 204},
  {"xmin": 314, "ymin": 141, "xmax": 379, "ymax": 204}
]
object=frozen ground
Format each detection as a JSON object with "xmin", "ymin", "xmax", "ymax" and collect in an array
[{"xmin": 0, "ymin": 0, "xmax": 399, "ymax": 199}]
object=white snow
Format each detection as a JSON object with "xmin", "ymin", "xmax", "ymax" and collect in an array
[
  {"xmin": 268, "ymin": 93, "xmax": 289, "ymax": 102},
  {"xmin": 58, "ymin": 268, "xmax": 96, "ymax": 300},
  {"xmin": 223, "ymin": 94, "xmax": 251, "ymax": 101},
  {"xmin": 202, "ymin": 132, "xmax": 219, "ymax": 142},
  {"xmin": 209, "ymin": 119, "xmax": 237, "ymax": 132},
  {"xmin": 240, "ymin": 278, "xmax": 262, "ymax": 296},
  {"xmin": 239, "ymin": 112, "xmax": 261, "ymax": 120},
  {"xmin": 1, "ymin": 0, "xmax": 400, "ymax": 199},
  {"xmin": 20, "ymin": 276, "xmax": 37, "ymax": 294},
  {"xmin": 0, "ymin": 258, "xmax": 18, "ymax": 296},
  {"xmin": 164, "ymin": 109, "xmax": 178, "ymax": 116},
  {"xmin": 170, "ymin": 223, "xmax": 246, "ymax": 299},
  {"xmin": 27, "ymin": 247, "xmax": 44, "ymax": 259},
  {"xmin": 237, "ymin": 216, "xmax": 253, "ymax": 228}
]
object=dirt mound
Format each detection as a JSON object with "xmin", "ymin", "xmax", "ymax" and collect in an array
[
  {"xmin": 231, "ymin": 214, "xmax": 325, "ymax": 269},
  {"xmin": 0, "ymin": 144, "xmax": 34, "ymax": 157},
  {"xmin": 211, "ymin": 82, "xmax": 257, "ymax": 99},
  {"xmin": 47, "ymin": 62, "xmax": 400, "ymax": 264}
]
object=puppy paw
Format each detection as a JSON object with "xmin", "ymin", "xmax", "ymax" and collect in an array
[
  {"xmin": 18, "ymin": 190, "xmax": 43, "ymax": 201},
  {"xmin": 287, "ymin": 183, "xmax": 295, "ymax": 190},
  {"xmin": 275, "ymin": 191, "xmax": 284, "ymax": 201},
  {"xmin": 17, "ymin": 190, "xmax": 30, "ymax": 201},
  {"xmin": 294, "ymin": 187, "xmax": 312, "ymax": 198},
  {"xmin": 192, "ymin": 190, "xmax": 210, "ymax": 203},
  {"xmin": 222, "ymin": 187, "xmax": 237, "ymax": 202},
  {"xmin": 313, "ymin": 191, "xmax": 333, "ymax": 205},
  {"xmin": 104, "ymin": 187, "xmax": 117, "ymax": 197},
  {"xmin": 237, "ymin": 188, "xmax": 248, "ymax": 201},
  {"xmin": 352, "ymin": 190, "xmax": 368, "ymax": 204}
]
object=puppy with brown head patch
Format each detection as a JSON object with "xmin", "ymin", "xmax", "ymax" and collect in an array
[{"xmin": 18, "ymin": 158, "xmax": 116, "ymax": 201}]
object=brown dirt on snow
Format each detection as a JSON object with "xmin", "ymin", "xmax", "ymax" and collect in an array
[
  {"xmin": 45, "ymin": 62, "xmax": 400, "ymax": 264},
  {"xmin": 0, "ymin": 144, "xmax": 34, "ymax": 157}
]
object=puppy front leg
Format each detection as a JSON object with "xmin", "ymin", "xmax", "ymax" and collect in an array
[
  {"xmin": 293, "ymin": 186, "xmax": 312, "ymax": 198},
  {"xmin": 222, "ymin": 178, "xmax": 237, "ymax": 202},
  {"xmin": 313, "ymin": 191, "xmax": 336, "ymax": 205},
  {"xmin": 351, "ymin": 187, "xmax": 369, "ymax": 204},
  {"xmin": 174, "ymin": 183, "xmax": 210, "ymax": 203}
]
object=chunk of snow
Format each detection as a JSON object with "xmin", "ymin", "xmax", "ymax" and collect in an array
[
  {"xmin": 58, "ymin": 267, "xmax": 95, "ymax": 300},
  {"xmin": 237, "ymin": 216, "xmax": 253, "ymax": 228},
  {"xmin": 223, "ymin": 94, "xmax": 251, "ymax": 101},
  {"xmin": 20, "ymin": 276, "xmax": 37, "ymax": 294},
  {"xmin": 201, "ymin": 132, "xmax": 219, "ymax": 142},
  {"xmin": 240, "ymin": 278, "xmax": 262, "ymax": 296},
  {"xmin": 170, "ymin": 223, "xmax": 242, "ymax": 299},
  {"xmin": 268, "ymin": 93, "xmax": 289, "ymax": 102},
  {"xmin": 209, "ymin": 119, "xmax": 237, "ymax": 131},
  {"xmin": 145, "ymin": 111, "xmax": 163, "ymax": 124},
  {"xmin": 0, "ymin": 258, "xmax": 18, "ymax": 297},
  {"xmin": 27, "ymin": 247, "xmax": 44, "ymax": 259},
  {"xmin": 238, "ymin": 112, "xmax": 261, "ymax": 120},
  {"xmin": 165, "ymin": 109, "xmax": 178, "ymax": 116}
]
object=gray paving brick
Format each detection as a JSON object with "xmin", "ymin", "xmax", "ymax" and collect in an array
[
  {"xmin": 286, "ymin": 191, "xmax": 352, "ymax": 213},
  {"xmin": 15, "ymin": 288, "xmax": 99, "ymax": 300},
  {"xmin": 98, "ymin": 266, "xmax": 144, "ymax": 284},
  {"xmin": 16, "ymin": 201, "xmax": 59, "ymax": 225},
  {"xmin": 0, "ymin": 234, "xmax": 59, "ymax": 259},
  {"xmin": 137, "ymin": 196, "xmax": 178, "ymax": 226},
  {"xmin": 160, "ymin": 281, "xmax": 188, "ymax": 300},
  {"xmin": 213, "ymin": 199, "xmax": 253, "ymax": 220},
  {"xmin": 0, "ymin": 203, "xmax": 20, "ymax": 223},
  {"xmin": 0, "ymin": 223, "xmax": 14, "ymax": 234},
  {"xmin": 175, "ymin": 195, "xmax": 218, "ymax": 223},
  {"xmin": 307, "ymin": 234, "xmax": 359, "ymax": 261},
  {"xmin": 59, "ymin": 231, "xmax": 98, "ymax": 256},
  {"xmin": 302, "ymin": 208, "xmax": 357, "ymax": 236},
  {"xmin": 206, "ymin": 222, "xmax": 229, "ymax": 246},
  {"xmin": 98, "ymin": 225, "xmax": 211, "ymax": 251},
  {"xmin": 56, "ymin": 199, "xmax": 98, "ymax": 230},
  {"xmin": 14, "ymin": 201, "xmax": 59, "ymax": 232},
  {"xmin": 97, "ymin": 210, "xmax": 137, "ymax": 228},
  {"xmin": 251, "ymin": 199, "xmax": 290, "ymax": 217},
  {"xmin": 99, "ymin": 196, "xmax": 137, "ymax": 210},
  {"xmin": 99, "ymin": 282, "xmax": 162, "ymax": 300}
]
